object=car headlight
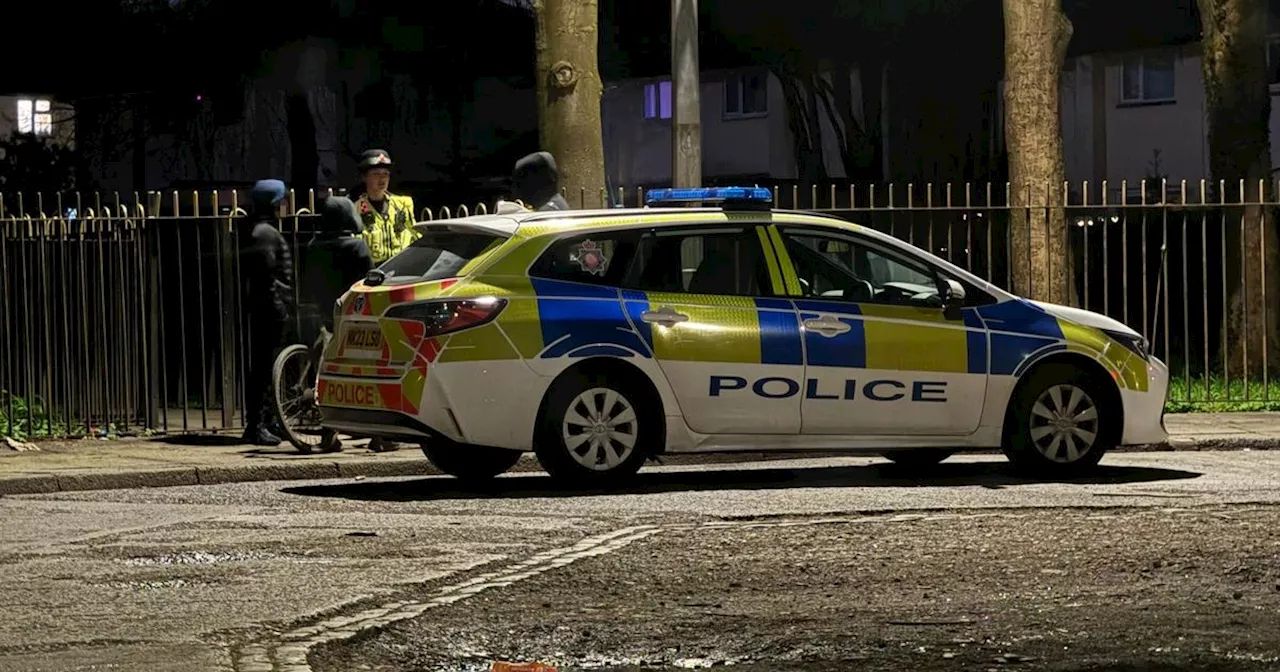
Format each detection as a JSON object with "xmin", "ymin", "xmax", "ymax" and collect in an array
[{"xmin": 1102, "ymin": 328, "xmax": 1149, "ymax": 361}]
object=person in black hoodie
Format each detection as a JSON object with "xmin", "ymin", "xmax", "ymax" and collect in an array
[
  {"xmin": 511, "ymin": 151, "xmax": 572, "ymax": 211},
  {"xmin": 241, "ymin": 179, "xmax": 295, "ymax": 446},
  {"xmin": 304, "ymin": 195, "xmax": 373, "ymax": 330},
  {"xmin": 302, "ymin": 195, "xmax": 374, "ymax": 453}
]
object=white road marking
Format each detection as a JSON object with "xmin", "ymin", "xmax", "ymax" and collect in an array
[
  {"xmin": 229, "ymin": 505, "xmax": 1240, "ymax": 671},
  {"xmin": 232, "ymin": 525, "xmax": 663, "ymax": 672}
]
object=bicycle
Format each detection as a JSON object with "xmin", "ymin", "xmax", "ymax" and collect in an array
[{"xmin": 271, "ymin": 307, "xmax": 334, "ymax": 454}]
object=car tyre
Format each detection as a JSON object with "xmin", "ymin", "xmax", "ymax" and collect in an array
[
  {"xmin": 882, "ymin": 449, "xmax": 954, "ymax": 469},
  {"xmin": 421, "ymin": 441, "xmax": 523, "ymax": 482},
  {"xmin": 1003, "ymin": 362, "xmax": 1118, "ymax": 477},
  {"xmin": 534, "ymin": 371, "xmax": 656, "ymax": 486}
]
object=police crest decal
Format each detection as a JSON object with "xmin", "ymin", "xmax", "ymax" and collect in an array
[{"xmin": 571, "ymin": 240, "xmax": 608, "ymax": 276}]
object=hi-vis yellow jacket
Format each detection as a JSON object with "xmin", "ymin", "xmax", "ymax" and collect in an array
[{"xmin": 357, "ymin": 192, "xmax": 418, "ymax": 263}]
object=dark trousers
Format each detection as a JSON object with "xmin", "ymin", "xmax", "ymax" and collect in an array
[{"xmin": 245, "ymin": 310, "xmax": 287, "ymax": 430}]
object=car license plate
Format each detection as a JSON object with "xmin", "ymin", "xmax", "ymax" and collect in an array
[
  {"xmin": 320, "ymin": 380, "xmax": 382, "ymax": 408},
  {"xmin": 343, "ymin": 324, "xmax": 383, "ymax": 350}
]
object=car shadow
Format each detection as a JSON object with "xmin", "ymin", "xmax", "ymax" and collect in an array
[{"xmin": 281, "ymin": 460, "xmax": 1203, "ymax": 503}]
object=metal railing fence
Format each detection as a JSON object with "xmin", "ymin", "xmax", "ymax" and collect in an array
[{"xmin": 2, "ymin": 180, "xmax": 1276, "ymax": 440}]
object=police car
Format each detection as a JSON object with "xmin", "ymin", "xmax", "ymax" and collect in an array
[{"xmin": 316, "ymin": 187, "xmax": 1169, "ymax": 485}]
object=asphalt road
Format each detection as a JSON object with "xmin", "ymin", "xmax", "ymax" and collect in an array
[{"xmin": 2, "ymin": 451, "xmax": 1279, "ymax": 672}]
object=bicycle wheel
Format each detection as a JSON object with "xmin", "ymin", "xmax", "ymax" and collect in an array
[{"xmin": 272, "ymin": 343, "xmax": 326, "ymax": 453}]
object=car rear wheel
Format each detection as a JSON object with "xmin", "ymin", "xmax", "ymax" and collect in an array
[
  {"xmin": 421, "ymin": 441, "xmax": 523, "ymax": 482},
  {"xmin": 534, "ymin": 373, "xmax": 655, "ymax": 486},
  {"xmin": 1003, "ymin": 362, "xmax": 1118, "ymax": 476},
  {"xmin": 882, "ymin": 449, "xmax": 954, "ymax": 469}
]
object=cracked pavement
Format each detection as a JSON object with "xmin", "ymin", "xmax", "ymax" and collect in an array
[{"xmin": 1, "ymin": 451, "xmax": 1279, "ymax": 671}]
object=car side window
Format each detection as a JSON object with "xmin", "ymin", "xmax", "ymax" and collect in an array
[
  {"xmin": 778, "ymin": 228, "xmax": 943, "ymax": 307},
  {"xmin": 528, "ymin": 232, "xmax": 638, "ymax": 287},
  {"xmin": 621, "ymin": 227, "xmax": 777, "ymax": 297}
]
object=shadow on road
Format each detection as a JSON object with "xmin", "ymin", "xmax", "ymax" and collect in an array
[
  {"xmin": 281, "ymin": 460, "xmax": 1202, "ymax": 502},
  {"xmin": 153, "ymin": 434, "xmax": 245, "ymax": 447}
]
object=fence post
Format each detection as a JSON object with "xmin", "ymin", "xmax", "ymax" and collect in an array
[
  {"xmin": 218, "ymin": 194, "xmax": 238, "ymax": 431},
  {"xmin": 146, "ymin": 191, "xmax": 163, "ymax": 430}
]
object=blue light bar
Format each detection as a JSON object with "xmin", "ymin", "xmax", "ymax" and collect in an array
[{"xmin": 645, "ymin": 186, "xmax": 774, "ymax": 208}]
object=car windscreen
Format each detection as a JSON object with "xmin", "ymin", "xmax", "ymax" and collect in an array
[{"xmin": 375, "ymin": 231, "xmax": 505, "ymax": 285}]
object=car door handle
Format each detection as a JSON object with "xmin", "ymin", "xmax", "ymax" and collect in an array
[
  {"xmin": 803, "ymin": 317, "xmax": 851, "ymax": 337},
  {"xmin": 640, "ymin": 307, "xmax": 690, "ymax": 326}
]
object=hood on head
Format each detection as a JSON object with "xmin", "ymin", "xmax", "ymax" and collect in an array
[
  {"xmin": 318, "ymin": 195, "xmax": 363, "ymax": 235},
  {"xmin": 511, "ymin": 151, "xmax": 560, "ymax": 209},
  {"xmin": 250, "ymin": 179, "xmax": 287, "ymax": 216}
]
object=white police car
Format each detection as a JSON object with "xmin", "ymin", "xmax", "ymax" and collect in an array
[{"xmin": 318, "ymin": 187, "xmax": 1169, "ymax": 484}]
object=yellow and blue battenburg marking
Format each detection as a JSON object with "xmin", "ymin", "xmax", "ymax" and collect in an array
[
  {"xmin": 974, "ymin": 299, "xmax": 1149, "ymax": 391},
  {"xmin": 515, "ymin": 279, "xmax": 1146, "ymax": 391},
  {"xmin": 334, "ymin": 270, "xmax": 1146, "ymax": 393},
  {"xmin": 532, "ymin": 279, "xmax": 651, "ymax": 358}
]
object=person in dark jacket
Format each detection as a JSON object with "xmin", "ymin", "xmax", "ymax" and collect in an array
[
  {"xmin": 303, "ymin": 195, "xmax": 373, "ymax": 453},
  {"xmin": 511, "ymin": 151, "xmax": 572, "ymax": 211},
  {"xmin": 304, "ymin": 195, "xmax": 373, "ymax": 330},
  {"xmin": 241, "ymin": 179, "xmax": 295, "ymax": 446}
]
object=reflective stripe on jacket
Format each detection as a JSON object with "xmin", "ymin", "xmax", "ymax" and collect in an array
[{"xmin": 357, "ymin": 192, "xmax": 418, "ymax": 263}]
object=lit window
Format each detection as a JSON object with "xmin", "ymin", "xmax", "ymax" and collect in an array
[
  {"xmin": 724, "ymin": 72, "xmax": 768, "ymax": 118},
  {"xmin": 643, "ymin": 80, "xmax": 672, "ymax": 120},
  {"xmin": 1120, "ymin": 51, "xmax": 1176, "ymax": 103},
  {"xmin": 16, "ymin": 99, "xmax": 33, "ymax": 134},
  {"xmin": 16, "ymin": 98, "xmax": 53, "ymax": 136}
]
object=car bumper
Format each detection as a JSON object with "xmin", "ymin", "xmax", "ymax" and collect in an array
[
  {"xmin": 316, "ymin": 359, "xmax": 547, "ymax": 450},
  {"xmin": 1119, "ymin": 355, "xmax": 1170, "ymax": 445},
  {"xmin": 316, "ymin": 374, "xmax": 467, "ymax": 443}
]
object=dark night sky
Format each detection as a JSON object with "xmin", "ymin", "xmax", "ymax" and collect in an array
[{"xmin": 0, "ymin": 0, "xmax": 1214, "ymax": 99}]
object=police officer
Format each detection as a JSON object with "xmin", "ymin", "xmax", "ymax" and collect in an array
[
  {"xmin": 241, "ymin": 179, "xmax": 295, "ymax": 446},
  {"xmin": 354, "ymin": 149, "xmax": 417, "ymax": 264}
]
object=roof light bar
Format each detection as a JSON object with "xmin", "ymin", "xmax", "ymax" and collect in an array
[{"xmin": 644, "ymin": 186, "xmax": 774, "ymax": 209}]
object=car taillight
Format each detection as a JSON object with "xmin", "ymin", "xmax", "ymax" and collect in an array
[{"xmin": 384, "ymin": 297, "xmax": 507, "ymax": 337}]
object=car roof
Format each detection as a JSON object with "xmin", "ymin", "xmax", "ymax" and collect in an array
[
  {"xmin": 412, "ymin": 205, "xmax": 1012, "ymax": 300},
  {"xmin": 413, "ymin": 206, "xmax": 862, "ymax": 238}
]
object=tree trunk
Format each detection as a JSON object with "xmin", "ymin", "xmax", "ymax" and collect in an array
[
  {"xmin": 857, "ymin": 59, "xmax": 885, "ymax": 183},
  {"xmin": 533, "ymin": 0, "xmax": 606, "ymax": 208},
  {"xmin": 1002, "ymin": 0, "xmax": 1076, "ymax": 305},
  {"xmin": 1198, "ymin": 0, "xmax": 1279, "ymax": 378},
  {"xmin": 774, "ymin": 67, "xmax": 827, "ymax": 188}
]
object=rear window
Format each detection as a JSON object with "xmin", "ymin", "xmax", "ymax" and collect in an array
[{"xmin": 376, "ymin": 232, "xmax": 505, "ymax": 285}]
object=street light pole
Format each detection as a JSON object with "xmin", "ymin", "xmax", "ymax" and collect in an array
[{"xmin": 671, "ymin": 0, "xmax": 702, "ymax": 188}]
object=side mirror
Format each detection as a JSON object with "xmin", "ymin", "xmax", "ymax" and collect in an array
[{"xmin": 943, "ymin": 278, "xmax": 966, "ymax": 321}]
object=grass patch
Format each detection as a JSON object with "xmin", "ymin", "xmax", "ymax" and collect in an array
[
  {"xmin": 0, "ymin": 391, "xmax": 120, "ymax": 441},
  {"xmin": 0, "ymin": 391, "xmax": 71, "ymax": 441},
  {"xmin": 1165, "ymin": 376, "xmax": 1280, "ymax": 413}
]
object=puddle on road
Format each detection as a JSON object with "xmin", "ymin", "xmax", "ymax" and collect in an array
[{"xmin": 121, "ymin": 550, "xmax": 278, "ymax": 566}]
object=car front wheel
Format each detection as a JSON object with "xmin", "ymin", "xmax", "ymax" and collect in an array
[{"xmin": 1003, "ymin": 363, "xmax": 1118, "ymax": 476}]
